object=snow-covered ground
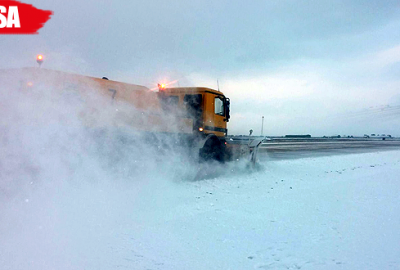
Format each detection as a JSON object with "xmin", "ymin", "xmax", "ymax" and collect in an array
[
  {"xmin": 1, "ymin": 149, "xmax": 400, "ymax": 270},
  {"xmin": 1, "ymin": 85, "xmax": 400, "ymax": 269}
]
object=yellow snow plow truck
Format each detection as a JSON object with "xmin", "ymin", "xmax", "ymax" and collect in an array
[{"xmin": 0, "ymin": 67, "xmax": 263, "ymax": 164}]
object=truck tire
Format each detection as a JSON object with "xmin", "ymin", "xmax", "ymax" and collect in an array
[{"xmin": 199, "ymin": 136, "xmax": 224, "ymax": 162}]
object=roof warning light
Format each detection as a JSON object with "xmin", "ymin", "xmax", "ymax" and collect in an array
[
  {"xmin": 37, "ymin": 54, "xmax": 44, "ymax": 67},
  {"xmin": 158, "ymin": 83, "xmax": 166, "ymax": 90}
]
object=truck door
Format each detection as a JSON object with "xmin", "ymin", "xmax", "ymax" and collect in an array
[{"xmin": 204, "ymin": 93, "xmax": 228, "ymax": 137}]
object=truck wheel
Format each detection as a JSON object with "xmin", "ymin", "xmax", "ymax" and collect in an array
[{"xmin": 199, "ymin": 137, "xmax": 224, "ymax": 162}]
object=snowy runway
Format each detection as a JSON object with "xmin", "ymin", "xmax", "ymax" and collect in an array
[{"xmin": 2, "ymin": 150, "xmax": 400, "ymax": 269}]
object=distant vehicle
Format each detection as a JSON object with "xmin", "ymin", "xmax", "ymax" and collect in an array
[
  {"xmin": 364, "ymin": 134, "xmax": 370, "ymax": 138},
  {"xmin": 380, "ymin": 134, "xmax": 392, "ymax": 140}
]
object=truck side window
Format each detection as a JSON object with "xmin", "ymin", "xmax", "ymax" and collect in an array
[
  {"xmin": 184, "ymin": 94, "xmax": 203, "ymax": 130},
  {"xmin": 160, "ymin": 95, "xmax": 179, "ymax": 111},
  {"xmin": 214, "ymin": 96, "xmax": 224, "ymax": 116},
  {"xmin": 184, "ymin": 94, "xmax": 202, "ymax": 118}
]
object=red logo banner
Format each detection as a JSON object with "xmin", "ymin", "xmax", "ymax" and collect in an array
[{"xmin": 0, "ymin": 0, "xmax": 53, "ymax": 34}]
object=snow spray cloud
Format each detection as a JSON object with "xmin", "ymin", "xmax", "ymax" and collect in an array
[
  {"xmin": 0, "ymin": 68, "xmax": 201, "ymax": 269},
  {"xmin": 0, "ymin": 69, "xmax": 197, "ymax": 195}
]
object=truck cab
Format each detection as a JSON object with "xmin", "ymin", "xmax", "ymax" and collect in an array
[{"xmin": 158, "ymin": 87, "xmax": 230, "ymax": 138}]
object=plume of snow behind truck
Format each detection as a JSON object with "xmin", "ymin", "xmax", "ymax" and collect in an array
[{"xmin": 0, "ymin": 67, "xmax": 262, "ymax": 164}]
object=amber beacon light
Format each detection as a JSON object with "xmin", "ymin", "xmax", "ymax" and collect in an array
[
  {"xmin": 158, "ymin": 83, "xmax": 166, "ymax": 91},
  {"xmin": 36, "ymin": 54, "xmax": 44, "ymax": 67}
]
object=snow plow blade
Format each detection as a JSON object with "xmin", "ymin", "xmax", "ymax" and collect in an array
[{"xmin": 226, "ymin": 137, "xmax": 265, "ymax": 166}]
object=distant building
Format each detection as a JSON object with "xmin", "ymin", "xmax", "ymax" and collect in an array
[{"xmin": 285, "ymin": 134, "xmax": 311, "ymax": 138}]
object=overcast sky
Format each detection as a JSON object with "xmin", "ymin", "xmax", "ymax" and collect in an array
[{"xmin": 2, "ymin": 0, "xmax": 400, "ymax": 136}]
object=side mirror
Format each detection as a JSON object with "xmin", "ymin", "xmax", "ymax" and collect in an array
[{"xmin": 224, "ymin": 98, "xmax": 230, "ymax": 122}]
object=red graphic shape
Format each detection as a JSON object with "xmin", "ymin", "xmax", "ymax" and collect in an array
[{"xmin": 0, "ymin": 0, "xmax": 53, "ymax": 34}]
